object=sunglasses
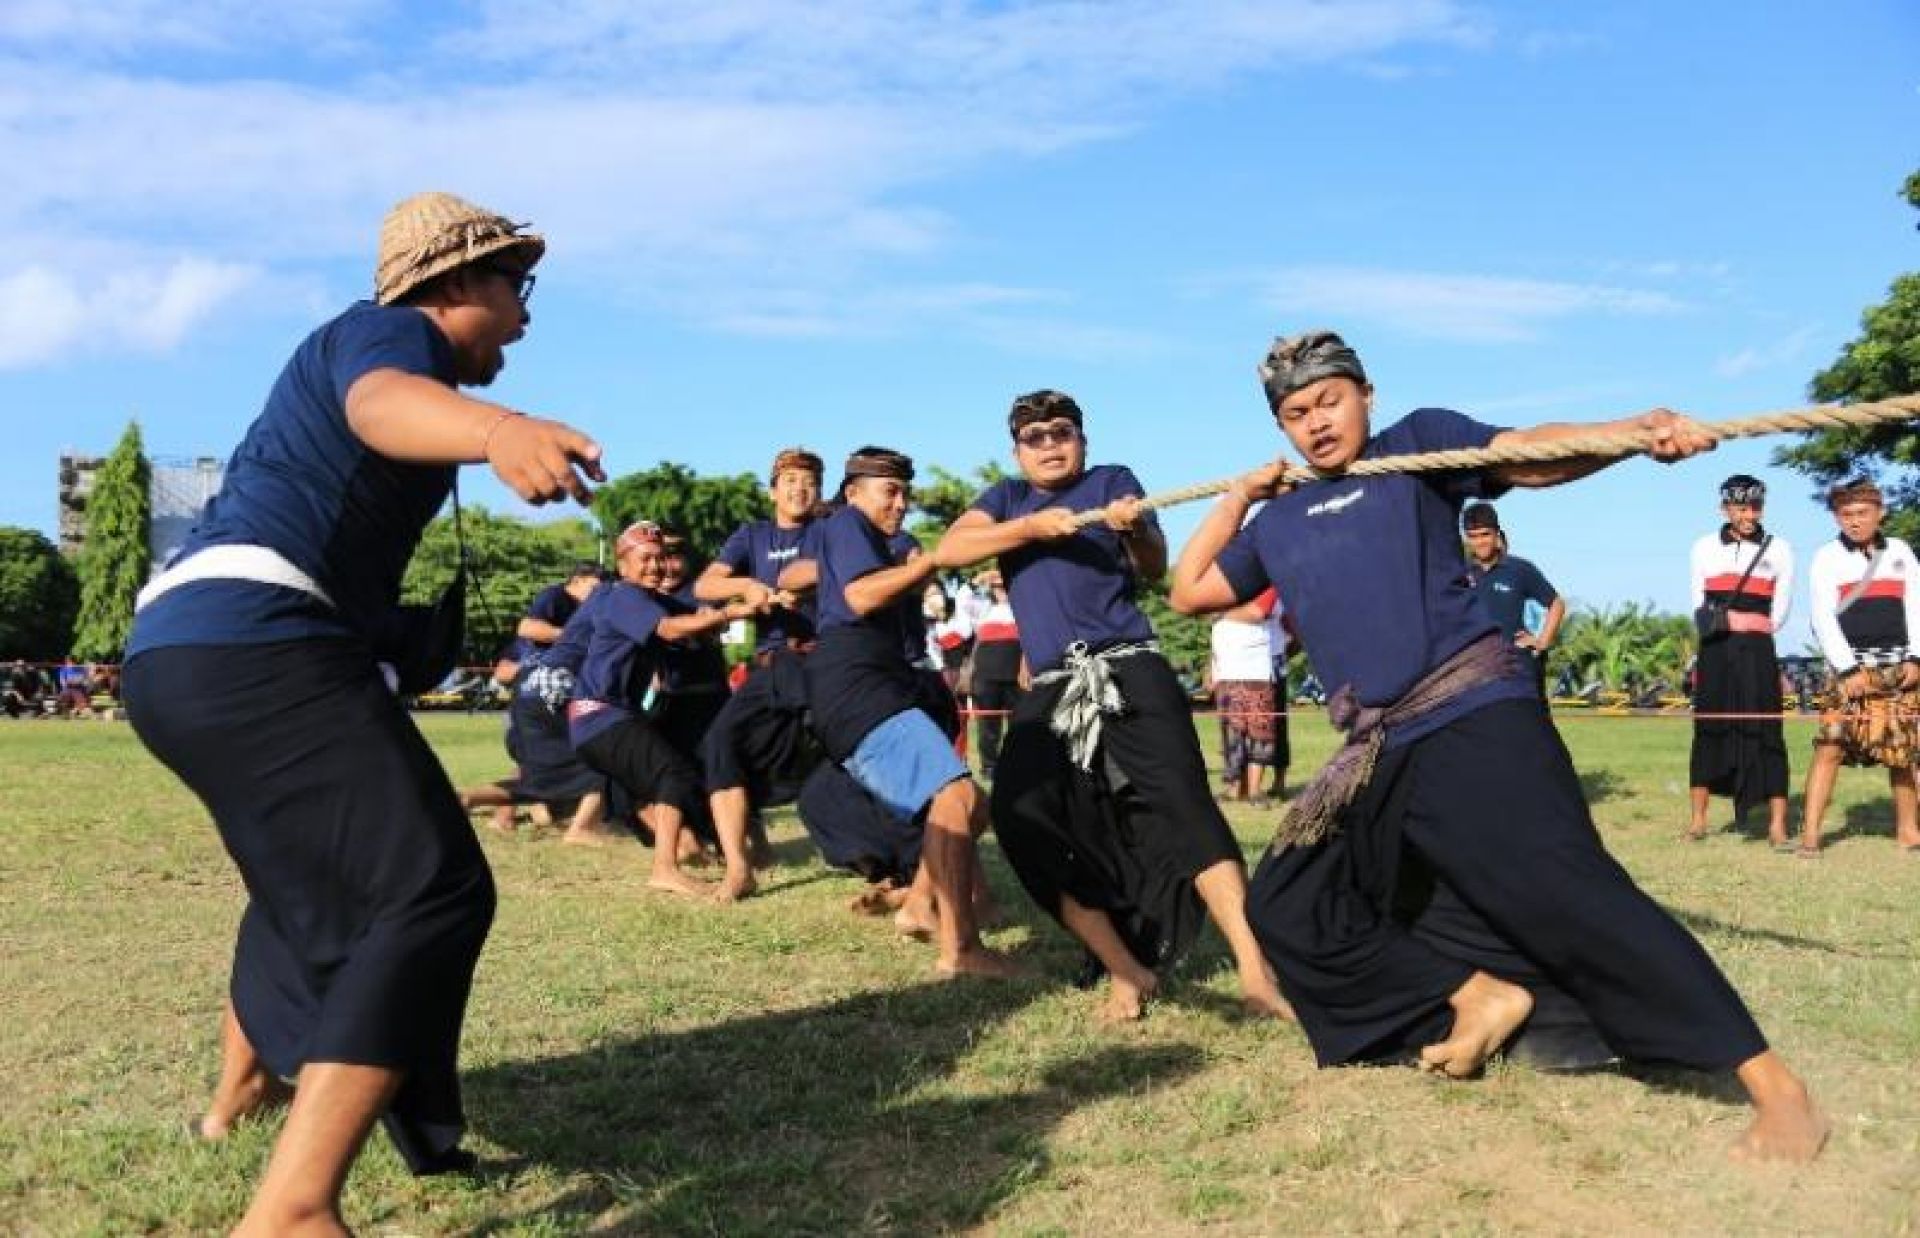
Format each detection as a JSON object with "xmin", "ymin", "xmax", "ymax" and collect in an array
[
  {"xmin": 1015, "ymin": 422, "xmax": 1080, "ymax": 449},
  {"xmin": 485, "ymin": 262, "xmax": 537, "ymax": 307}
]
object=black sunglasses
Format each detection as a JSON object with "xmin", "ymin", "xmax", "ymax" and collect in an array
[
  {"xmin": 1015, "ymin": 421, "xmax": 1080, "ymax": 449},
  {"xmin": 484, "ymin": 262, "xmax": 536, "ymax": 307}
]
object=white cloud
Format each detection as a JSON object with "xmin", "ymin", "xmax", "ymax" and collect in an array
[
  {"xmin": 0, "ymin": 0, "xmax": 1486, "ymax": 365},
  {"xmin": 0, "ymin": 0, "xmax": 391, "ymax": 56},
  {"xmin": 1715, "ymin": 325, "xmax": 1820, "ymax": 378},
  {"xmin": 0, "ymin": 257, "xmax": 259, "ymax": 370},
  {"xmin": 1255, "ymin": 266, "xmax": 1688, "ymax": 342}
]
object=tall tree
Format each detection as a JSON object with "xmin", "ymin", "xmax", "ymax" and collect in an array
[
  {"xmin": 70, "ymin": 421, "xmax": 151, "ymax": 660},
  {"xmin": 1773, "ymin": 168, "xmax": 1920, "ymax": 540},
  {"xmin": 0, "ymin": 527, "xmax": 80, "ymax": 659},
  {"xmin": 591, "ymin": 462, "xmax": 769, "ymax": 566},
  {"xmin": 401, "ymin": 506, "xmax": 598, "ymax": 661}
]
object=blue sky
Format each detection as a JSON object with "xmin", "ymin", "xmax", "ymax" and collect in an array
[{"xmin": 3, "ymin": 0, "xmax": 1915, "ymax": 651}]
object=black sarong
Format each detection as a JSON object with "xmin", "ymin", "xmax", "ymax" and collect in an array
[
  {"xmin": 1250, "ymin": 698, "xmax": 1767, "ymax": 1071},
  {"xmin": 699, "ymin": 649, "xmax": 820, "ymax": 807},
  {"xmin": 991, "ymin": 653, "xmax": 1235, "ymax": 973},
  {"xmin": 125, "ymin": 639, "xmax": 494, "ymax": 1174},
  {"xmin": 1689, "ymin": 632, "xmax": 1788, "ymax": 812},
  {"xmin": 506, "ymin": 685, "xmax": 605, "ymax": 806}
]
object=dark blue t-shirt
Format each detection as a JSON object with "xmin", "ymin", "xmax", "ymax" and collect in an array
[
  {"xmin": 541, "ymin": 581, "xmax": 614, "ymax": 675},
  {"xmin": 503, "ymin": 582, "xmax": 580, "ymax": 662},
  {"xmin": 969, "ymin": 464, "xmax": 1159, "ymax": 674},
  {"xmin": 568, "ymin": 582, "xmax": 669, "ymax": 745},
  {"xmin": 1213, "ymin": 409, "xmax": 1535, "ymax": 747},
  {"xmin": 128, "ymin": 302, "xmax": 458, "ymax": 657},
  {"xmin": 715, "ymin": 519, "xmax": 818, "ymax": 651},
  {"xmin": 1466, "ymin": 555, "xmax": 1557, "ymax": 642},
  {"xmin": 803, "ymin": 506, "xmax": 922, "ymax": 759}
]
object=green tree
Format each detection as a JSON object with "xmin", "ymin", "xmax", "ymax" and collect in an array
[
  {"xmin": 909, "ymin": 461, "xmax": 1011, "ymax": 547},
  {"xmin": 0, "ymin": 527, "xmax": 80, "ymax": 659},
  {"xmin": 70, "ymin": 421, "xmax": 151, "ymax": 661},
  {"xmin": 1553, "ymin": 602, "xmax": 1695, "ymax": 696},
  {"xmin": 402, "ymin": 506, "xmax": 598, "ymax": 660},
  {"xmin": 1138, "ymin": 581, "xmax": 1211, "ymax": 685},
  {"xmin": 1773, "ymin": 169, "xmax": 1920, "ymax": 540},
  {"xmin": 591, "ymin": 462, "xmax": 769, "ymax": 567}
]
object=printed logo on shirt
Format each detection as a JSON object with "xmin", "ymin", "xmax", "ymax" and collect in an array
[
  {"xmin": 1306, "ymin": 487, "xmax": 1366, "ymax": 518},
  {"xmin": 767, "ymin": 546, "xmax": 800, "ymax": 563}
]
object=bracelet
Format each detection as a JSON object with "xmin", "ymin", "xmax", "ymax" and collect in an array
[{"xmin": 480, "ymin": 410, "xmax": 520, "ymax": 458}]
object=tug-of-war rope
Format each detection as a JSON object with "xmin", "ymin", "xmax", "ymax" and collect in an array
[{"xmin": 1068, "ymin": 394, "xmax": 1920, "ymax": 528}]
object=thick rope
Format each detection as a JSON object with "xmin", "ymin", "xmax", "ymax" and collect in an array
[{"xmin": 1068, "ymin": 394, "xmax": 1920, "ymax": 528}]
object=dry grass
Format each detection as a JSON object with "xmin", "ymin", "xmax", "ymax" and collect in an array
[{"xmin": 1, "ymin": 711, "xmax": 1915, "ymax": 1235}]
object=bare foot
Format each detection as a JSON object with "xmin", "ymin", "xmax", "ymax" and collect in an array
[
  {"xmin": 894, "ymin": 897, "xmax": 938, "ymax": 942},
  {"xmin": 1732, "ymin": 1069, "xmax": 1830, "ymax": 1163},
  {"xmin": 1241, "ymin": 989, "xmax": 1296, "ymax": 1022},
  {"xmin": 935, "ymin": 945, "xmax": 1026, "ymax": 980},
  {"xmin": 198, "ymin": 1072, "xmax": 291, "ymax": 1140},
  {"xmin": 1097, "ymin": 971, "xmax": 1159, "ymax": 1023},
  {"xmin": 487, "ymin": 807, "xmax": 517, "ymax": 835},
  {"xmin": 1419, "ymin": 972, "xmax": 1533, "ymax": 1079},
  {"xmin": 647, "ymin": 871, "xmax": 713, "ymax": 899},
  {"xmin": 711, "ymin": 871, "xmax": 758, "ymax": 904},
  {"xmin": 848, "ymin": 882, "xmax": 907, "ymax": 916},
  {"xmin": 562, "ymin": 823, "xmax": 617, "ymax": 847},
  {"xmin": 1239, "ymin": 963, "xmax": 1295, "ymax": 1022}
]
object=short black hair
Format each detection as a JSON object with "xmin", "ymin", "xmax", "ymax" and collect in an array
[{"xmin": 1461, "ymin": 503, "xmax": 1501, "ymax": 532}]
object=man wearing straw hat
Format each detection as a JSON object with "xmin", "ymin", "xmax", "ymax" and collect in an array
[
  {"xmin": 1171, "ymin": 329, "xmax": 1826, "ymax": 1162},
  {"xmin": 123, "ymin": 191, "xmax": 604, "ymax": 1232}
]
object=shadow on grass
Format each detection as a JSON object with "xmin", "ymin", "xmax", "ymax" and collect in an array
[
  {"xmin": 1834, "ymin": 797, "xmax": 1904, "ymax": 843},
  {"xmin": 1666, "ymin": 906, "xmax": 1907, "ymax": 961},
  {"xmin": 465, "ymin": 981, "xmax": 1205, "ymax": 1234},
  {"xmin": 1577, "ymin": 768, "xmax": 1627, "ymax": 806}
]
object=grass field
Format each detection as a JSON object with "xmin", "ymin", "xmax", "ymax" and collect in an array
[{"xmin": 1, "ymin": 711, "xmax": 1916, "ymax": 1236}]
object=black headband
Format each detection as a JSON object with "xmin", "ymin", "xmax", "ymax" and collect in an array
[{"xmin": 1258, "ymin": 329, "xmax": 1368, "ymax": 408}]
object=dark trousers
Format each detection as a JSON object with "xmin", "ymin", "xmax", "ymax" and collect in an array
[
  {"xmin": 126, "ymin": 640, "xmax": 494, "ymax": 1173},
  {"xmin": 1249, "ymin": 698, "xmax": 1767, "ymax": 1071}
]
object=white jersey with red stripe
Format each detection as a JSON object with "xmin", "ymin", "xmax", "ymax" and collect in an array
[
  {"xmin": 1689, "ymin": 531, "xmax": 1793, "ymax": 633},
  {"xmin": 1808, "ymin": 535, "xmax": 1920, "ymax": 672}
]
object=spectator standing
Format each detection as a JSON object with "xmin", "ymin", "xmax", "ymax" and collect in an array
[
  {"xmin": 1796, "ymin": 479, "xmax": 1920, "ymax": 857},
  {"xmin": 1688, "ymin": 475, "xmax": 1793, "ymax": 845},
  {"xmin": 1462, "ymin": 503, "xmax": 1564, "ymax": 696},
  {"xmin": 1209, "ymin": 590, "xmax": 1280, "ymax": 804}
]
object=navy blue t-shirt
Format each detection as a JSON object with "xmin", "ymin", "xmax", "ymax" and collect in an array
[
  {"xmin": 715, "ymin": 519, "xmax": 818, "ymax": 651},
  {"xmin": 969, "ymin": 464, "xmax": 1159, "ymax": 674},
  {"xmin": 1466, "ymin": 555, "xmax": 1557, "ymax": 642},
  {"xmin": 1213, "ymin": 408, "xmax": 1535, "ymax": 747},
  {"xmin": 540, "ymin": 582, "xmax": 612, "ymax": 675},
  {"xmin": 502, "ymin": 582, "xmax": 580, "ymax": 662},
  {"xmin": 568, "ymin": 582, "xmax": 669, "ymax": 745},
  {"xmin": 128, "ymin": 302, "xmax": 458, "ymax": 657},
  {"xmin": 803, "ymin": 506, "xmax": 922, "ymax": 759}
]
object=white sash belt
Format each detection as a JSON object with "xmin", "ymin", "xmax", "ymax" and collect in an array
[{"xmin": 136, "ymin": 544, "xmax": 334, "ymax": 614}]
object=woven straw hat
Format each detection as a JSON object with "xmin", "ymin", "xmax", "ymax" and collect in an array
[{"xmin": 373, "ymin": 191, "xmax": 546, "ymax": 306}]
